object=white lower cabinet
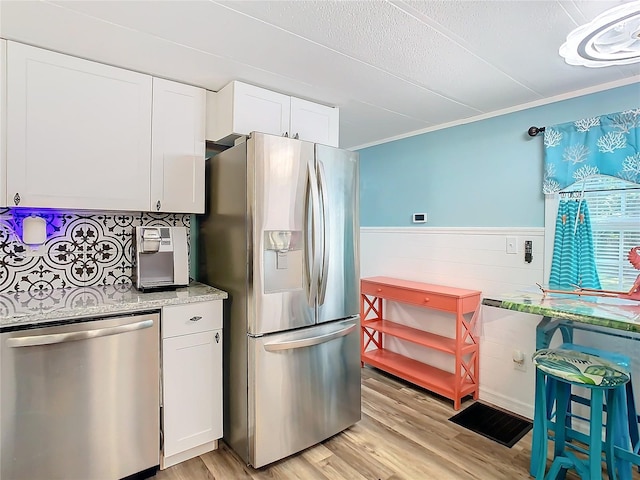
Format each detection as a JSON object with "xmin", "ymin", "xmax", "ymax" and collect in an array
[{"xmin": 161, "ymin": 300, "xmax": 223, "ymax": 469}]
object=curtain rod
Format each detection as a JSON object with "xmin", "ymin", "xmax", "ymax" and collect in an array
[
  {"xmin": 527, "ymin": 126, "xmax": 545, "ymax": 137},
  {"xmin": 560, "ymin": 187, "xmax": 640, "ymax": 195}
]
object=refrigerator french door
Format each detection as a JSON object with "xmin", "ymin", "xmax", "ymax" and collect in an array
[
  {"xmin": 199, "ymin": 132, "xmax": 361, "ymax": 468},
  {"xmin": 252, "ymin": 134, "xmax": 359, "ymax": 335}
]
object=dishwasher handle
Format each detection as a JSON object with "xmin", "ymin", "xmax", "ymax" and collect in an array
[
  {"xmin": 6, "ymin": 319, "xmax": 155, "ymax": 348},
  {"xmin": 263, "ymin": 323, "xmax": 356, "ymax": 352}
]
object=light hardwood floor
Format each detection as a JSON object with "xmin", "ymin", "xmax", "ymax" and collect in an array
[{"xmin": 156, "ymin": 367, "xmax": 640, "ymax": 480}]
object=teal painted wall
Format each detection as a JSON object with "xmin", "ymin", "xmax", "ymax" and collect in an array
[{"xmin": 358, "ymin": 83, "xmax": 639, "ymax": 227}]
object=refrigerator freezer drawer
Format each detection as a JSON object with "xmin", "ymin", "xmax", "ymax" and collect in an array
[{"xmin": 248, "ymin": 317, "xmax": 361, "ymax": 468}]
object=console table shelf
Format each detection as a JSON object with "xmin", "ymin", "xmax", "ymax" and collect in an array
[{"xmin": 360, "ymin": 276, "xmax": 482, "ymax": 410}]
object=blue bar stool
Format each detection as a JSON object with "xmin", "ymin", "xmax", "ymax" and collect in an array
[
  {"xmin": 558, "ymin": 344, "xmax": 639, "ymax": 473},
  {"xmin": 532, "ymin": 348, "xmax": 632, "ymax": 479},
  {"xmin": 530, "ymin": 344, "xmax": 640, "ymax": 479}
]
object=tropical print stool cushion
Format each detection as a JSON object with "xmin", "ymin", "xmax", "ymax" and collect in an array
[
  {"xmin": 558, "ymin": 342, "xmax": 631, "ymax": 369},
  {"xmin": 533, "ymin": 348, "xmax": 630, "ymax": 387}
]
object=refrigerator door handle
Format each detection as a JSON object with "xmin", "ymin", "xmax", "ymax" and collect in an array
[
  {"xmin": 307, "ymin": 157, "xmax": 322, "ymax": 307},
  {"xmin": 317, "ymin": 161, "xmax": 330, "ymax": 306},
  {"xmin": 304, "ymin": 174, "xmax": 312, "ymax": 302},
  {"xmin": 263, "ymin": 323, "xmax": 356, "ymax": 352}
]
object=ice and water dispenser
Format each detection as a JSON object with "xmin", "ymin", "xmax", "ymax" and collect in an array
[{"xmin": 263, "ymin": 230, "xmax": 303, "ymax": 293}]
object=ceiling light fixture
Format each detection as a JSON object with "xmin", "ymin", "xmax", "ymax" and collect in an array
[{"xmin": 559, "ymin": 0, "xmax": 640, "ymax": 67}]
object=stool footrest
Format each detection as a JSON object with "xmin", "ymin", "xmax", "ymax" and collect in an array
[
  {"xmin": 615, "ymin": 445, "xmax": 640, "ymax": 465},
  {"xmin": 548, "ymin": 426, "xmax": 603, "ymax": 458}
]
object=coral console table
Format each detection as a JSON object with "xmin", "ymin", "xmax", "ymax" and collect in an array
[{"xmin": 360, "ymin": 276, "xmax": 482, "ymax": 410}]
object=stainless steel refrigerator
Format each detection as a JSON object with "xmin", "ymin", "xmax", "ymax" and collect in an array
[{"xmin": 198, "ymin": 132, "xmax": 361, "ymax": 468}]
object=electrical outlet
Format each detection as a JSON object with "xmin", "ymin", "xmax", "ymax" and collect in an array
[
  {"xmin": 512, "ymin": 349, "xmax": 526, "ymax": 372},
  {"xmin": 506, "ymin": 236, "xmax": 518, "ymax": 254},
  {"xmin": 513, "ymin": 359, "xmax": 527, "ymax": 372}
]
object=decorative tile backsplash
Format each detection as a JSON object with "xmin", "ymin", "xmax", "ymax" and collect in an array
[{"xmin": 0, "ymin": 208, "xmax": 190, "ymax": 293}]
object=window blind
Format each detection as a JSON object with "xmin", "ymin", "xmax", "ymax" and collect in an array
[{"xmin": 567, "ymin": 178, "xmax": 640, "ymax": 291}]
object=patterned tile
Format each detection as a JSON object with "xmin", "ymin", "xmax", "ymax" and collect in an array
[{"xmin": 0, "ymin": 208, "xmax": 191, "ymax": 294}]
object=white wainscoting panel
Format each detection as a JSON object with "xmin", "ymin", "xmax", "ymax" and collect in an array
[{"xmin": 360, "ymin": 226, "xmax": 545, "ymax": 418}]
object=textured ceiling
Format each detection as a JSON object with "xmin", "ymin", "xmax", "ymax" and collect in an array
[{"xmin": 1, "ymin": 0, "xmax": 639, "ymax": 149}]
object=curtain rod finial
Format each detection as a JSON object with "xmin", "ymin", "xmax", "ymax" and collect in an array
[{"xmin": 528, "ymin": 126, "xmax": 545, "ymax": 137}]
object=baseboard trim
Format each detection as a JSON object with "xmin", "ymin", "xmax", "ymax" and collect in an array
[
  {"xmin": 479, "ymin": 387, "xmax": 533, "ymax": 420},
  {"xmin": 161, "ymin": 439, "xmax": 219, "ymax": 470}
]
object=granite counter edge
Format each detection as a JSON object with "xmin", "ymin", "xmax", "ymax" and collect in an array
[{"xmin": 0, "ymin": 290, "xmax": 228, "ymax": 332}]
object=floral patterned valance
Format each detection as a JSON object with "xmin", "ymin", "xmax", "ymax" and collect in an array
[{"xmin": 542, "ymin": 109, "xmax": 640, "ymax": 194}]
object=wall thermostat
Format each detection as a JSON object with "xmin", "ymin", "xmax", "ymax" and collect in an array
[{"xmin": 412, "ymin": 213, "xmax": 427, "ymax": 223}]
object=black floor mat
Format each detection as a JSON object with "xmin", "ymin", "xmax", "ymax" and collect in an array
[{"xmin": 449, "ymin": 402, "xmax": 532, "ymax": 448}]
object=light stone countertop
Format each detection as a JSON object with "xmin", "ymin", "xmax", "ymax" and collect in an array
[{"xmin": 0, "ymin": 281, "xmax": 228, "ymax": 332}]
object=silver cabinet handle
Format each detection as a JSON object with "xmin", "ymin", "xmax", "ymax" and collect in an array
[
  {"xmin": 7, "ymin": 319, "xmax": 154, "ymax": 348},
  {"xmin": 189, "ymin": 316, "xmax": 202, "ymax": 322},
  {"xmin": 264, "ymin": 323, "xmax": 356, "ymax": 352}
]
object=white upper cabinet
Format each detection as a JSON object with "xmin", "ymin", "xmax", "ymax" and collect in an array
[
  {"xmin": 151, "ymin": 78, "xmax": 206, "ymax": 214},
  {"xmin": 6, "ymin": 41, "xmax": 153, "ymax": 211},
  {"xmin": 207, "ymin": 81, "xmax": 290, "ymax": 145},
  {"xmin": 290, "ymin": 96, "xmax": 339, "ymax": 147},
  {"xmin": 0, "ymin": 40, "xmax": 6, "ymax": 209},
  {"xmin": 207, "ymin": 81, "xmax": 339, "ymax": 147}
]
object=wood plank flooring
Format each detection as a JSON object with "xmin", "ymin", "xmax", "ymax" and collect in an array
[{"xmin": 156, "ymin": 367, "xmax": 640, "ymax": 480}]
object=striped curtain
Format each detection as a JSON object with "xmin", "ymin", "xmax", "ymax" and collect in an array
[
  {"xmin": 549, "ymin": 199, "xmax": 601, "ymax": 289},
  {"xmin": 542, "ymin": 110, "xmax": 638, "ymax": 290}
]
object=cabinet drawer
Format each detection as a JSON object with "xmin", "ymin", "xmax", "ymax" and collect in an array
[
  {"xmin": 162, "ymin": 300, "xmax": 222, "ymax": 338},
  {"xmin": 361, "ymin": 282, "xmax": 457, "ymax": 312}
]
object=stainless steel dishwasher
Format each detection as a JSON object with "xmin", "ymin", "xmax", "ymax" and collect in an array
[{"xmin": 1, "ymin": 312, "xmax": 160, "ymax": 480}]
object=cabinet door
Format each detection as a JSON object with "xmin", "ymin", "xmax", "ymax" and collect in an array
[
  {"xmin": 290, "ymin": 96, "xmax": 339, "ymax": 147},
  {"xmin": 6, "ymin": 42, "xmax": 152, "ymax": 210},
  {"xmin": 0, "ymin": 40, "xmax": 6, "ymax": 208},
  {"xmin": 151, "ymin": 78, "xmax": 205, "ymax": 213},
  {"xmin": 233, "ymin": 82, "xmax": 290, "ymax": 138},
  {"xmin": 162, "ymin": 329, "xmax": 222, "ymax": 457},
  {"xmin": 207, "ymin": 81, "xmax": 291, "ymax": 145}
]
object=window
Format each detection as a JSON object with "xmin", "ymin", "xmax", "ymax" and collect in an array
[{"xmin": 565, "ymin": 177, "xmax": 640, "ymax": 291}]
